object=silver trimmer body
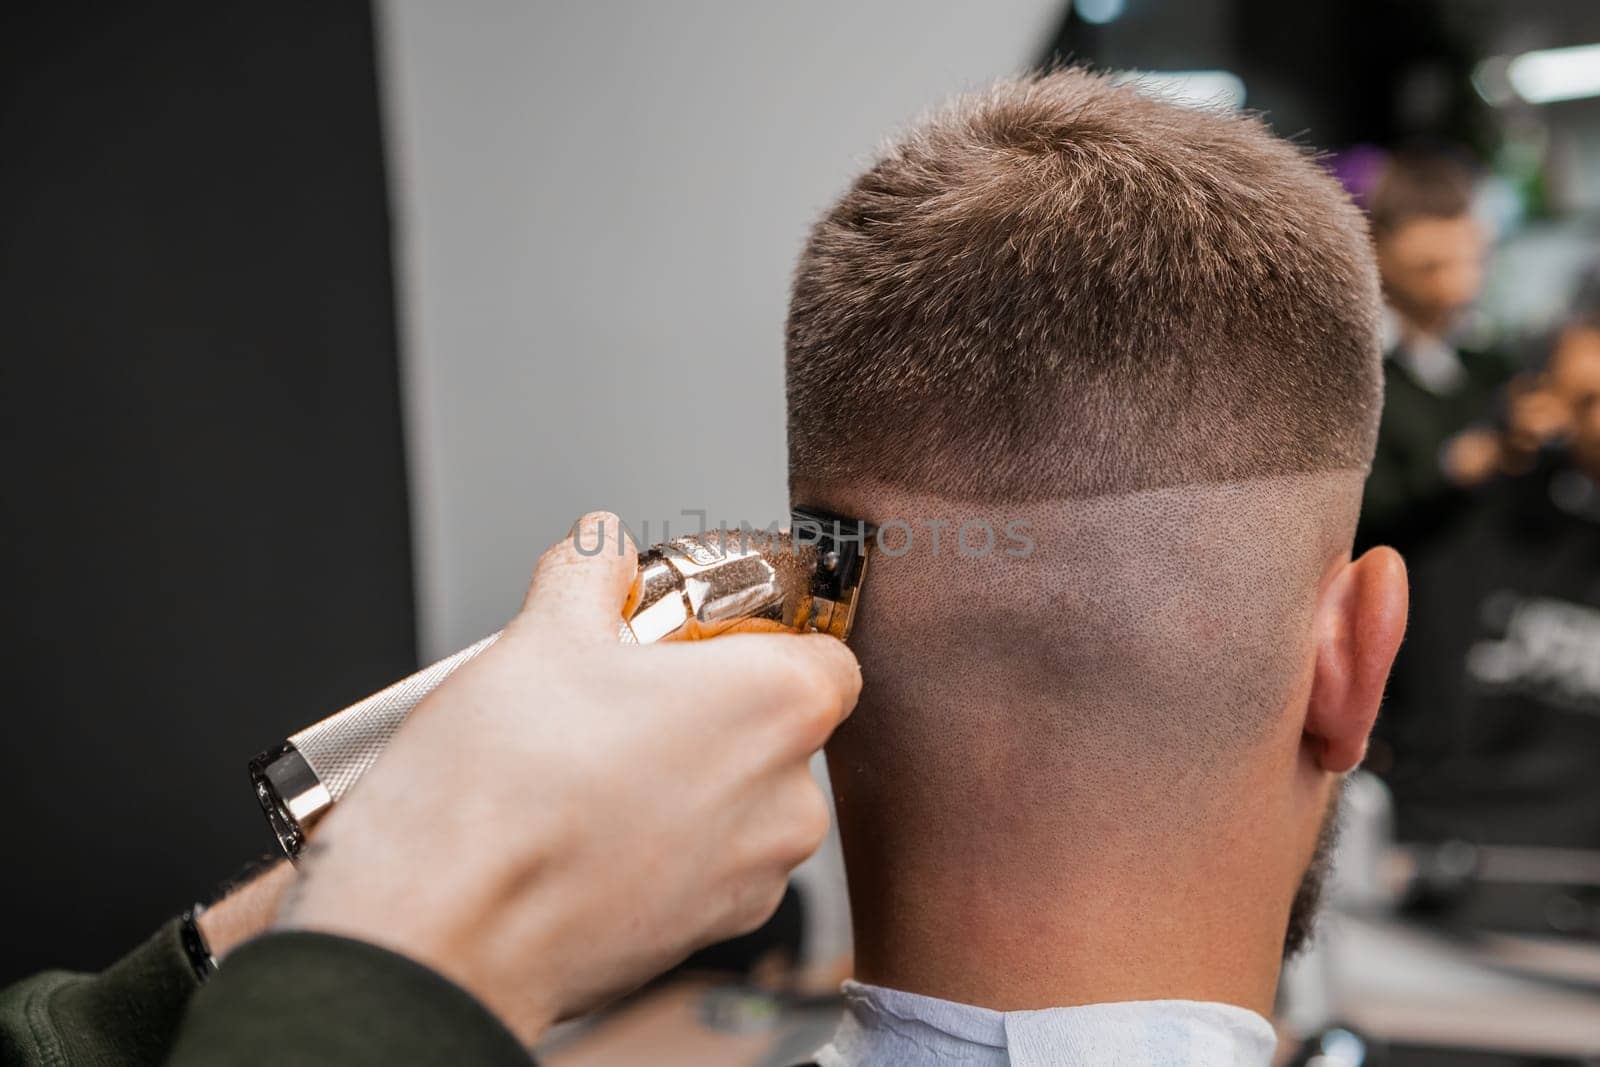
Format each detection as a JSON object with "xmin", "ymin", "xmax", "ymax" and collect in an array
[{"xmin": 249, "ymin": 509, "xmax": 872, "ymax": 859}]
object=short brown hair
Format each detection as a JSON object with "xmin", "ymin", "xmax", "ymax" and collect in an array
[
  {"xmin": 786, "ymin": 68, "xmax": 1382, "ymax": 502},
  {"xmin": 1366, "ymin": 152, "xmax": 1476, "ymax": 238}
]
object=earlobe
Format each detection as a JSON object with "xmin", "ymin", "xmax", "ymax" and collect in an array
[{"xmin": 1306, "ymin": 547, "xmax": 1409, "ymax": 773}]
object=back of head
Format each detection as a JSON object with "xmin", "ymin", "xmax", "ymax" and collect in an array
[{"xmin": 784, "ymin": 69, "xmax": 1383, "ymax": 832}]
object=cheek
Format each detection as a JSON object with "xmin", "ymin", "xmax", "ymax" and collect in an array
[
  {"xmin": 1384, "ymin": 263, "xmax": 1431, "ymax": 302},
  {"xmin": 1441, "ymin": 260, "xmax": 1484, "ymax": 304}
]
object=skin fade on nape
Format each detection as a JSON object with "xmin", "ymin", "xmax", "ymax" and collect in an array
[{"xmin": 798, "ymin": 469, "xmax": 1365, "ymax": 813}]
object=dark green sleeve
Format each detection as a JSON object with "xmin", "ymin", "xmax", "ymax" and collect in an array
[
  {"xmin": 164, "ymin": 932, "xmax": 532, "ymax": 1067},
  {"xmin": 0, "ymin": 919, "xmax": 200, "ymax": 1066},
  {"xmin": 2, "ymin": 924, "xmax": 532, "ymax": 1067}
]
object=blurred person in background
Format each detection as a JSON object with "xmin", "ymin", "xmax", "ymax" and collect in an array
[
  {"xmin": 1496, "ymin": 322, "xmax": 1600, "ymax": 471},
  {"xmin": 1359, "ymin": 152, "xmax": 1512, "ymax": 558},
  {"xmin": 1375, "ymin": 298, "xmax": 1600, "ymax": 897}
]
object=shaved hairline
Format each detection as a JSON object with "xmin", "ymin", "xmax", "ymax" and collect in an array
[{"xmin": 802, "ymin": 469, "xmax": 1363, "ymax": 771}]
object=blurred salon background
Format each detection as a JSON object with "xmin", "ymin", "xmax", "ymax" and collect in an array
[{"xmin": 4, "ymin": 2, "xmax": 1600, "ymax": 1063}]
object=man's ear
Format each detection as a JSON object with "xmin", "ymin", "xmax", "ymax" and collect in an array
[{"xmin": 1306, "ymin": 547, "xmax": 1409, "ymax": 773}]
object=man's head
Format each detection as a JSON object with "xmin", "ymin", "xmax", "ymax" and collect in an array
[
  {"xmin": 1367, "ymin": 152, "xmax": 1486, "ymax": 339},
  {"xmin": 784, "ymin": 69, "xmax": 1407, "ymax": 1003}
]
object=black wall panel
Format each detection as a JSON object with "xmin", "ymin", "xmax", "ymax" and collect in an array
[{"xmin": 0, "ymin": 2, "xmax": 416, "ymax": 978}]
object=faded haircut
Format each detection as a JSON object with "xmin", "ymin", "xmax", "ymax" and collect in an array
[{"xmin": 786, "ymin": 68, "xmax": 1383, "ymax": 502}]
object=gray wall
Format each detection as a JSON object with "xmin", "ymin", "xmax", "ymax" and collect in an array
[
  {"xmin": 379, "ymin": 0, "xmax": 1058, "ymax": 656},
  {"xmin": 377, "ymin": 0, "xmax": 1057, "ymax": 962}
]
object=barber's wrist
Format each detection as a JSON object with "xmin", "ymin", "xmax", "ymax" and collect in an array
[
  {"xmin": 272, "ymin": 821, "xmax": 568, "ymax": 1045},
  {"xmin": 195, "ymin": 858, "xmax": 297, "ymax": 959}
]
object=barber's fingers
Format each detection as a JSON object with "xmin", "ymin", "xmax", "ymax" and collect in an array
[
  {"xmin": 770, "ymin": 766, "xmax": 835, "ymax": 868},
  {"xmin": 716, "ymin": 769, "xmax": 836, "ymax": 939},
  {"xmin": 678, "ymin": 632, "xmax": 862, "ymax": 750},
  {"xmin": 520, "ymin": 511, "xmax": 639, "ymax": 639}
]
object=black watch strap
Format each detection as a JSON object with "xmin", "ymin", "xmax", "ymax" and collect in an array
[{"xmin": 179, "ymin": 903, "xmax": 219, "ymax": 982}]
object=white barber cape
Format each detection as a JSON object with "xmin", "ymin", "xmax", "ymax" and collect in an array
[{"xmin": 813, "ymin": 980, "xmax": 1276, "ymax": 1067}]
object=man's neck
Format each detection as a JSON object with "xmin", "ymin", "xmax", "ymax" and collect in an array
[{"xmin": 832, "ymin": 758, "xmax": 1301, "ymax": 1018}]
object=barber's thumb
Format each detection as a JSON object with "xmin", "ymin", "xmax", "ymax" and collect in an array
[{"xmin": 519, "ymin": 511, "xmax": 639, "ymax": 638}]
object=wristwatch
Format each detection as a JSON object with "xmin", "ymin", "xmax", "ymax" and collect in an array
[{"xmin": 179, "ymin": 903, "xmax": 219, "ymax": 982}]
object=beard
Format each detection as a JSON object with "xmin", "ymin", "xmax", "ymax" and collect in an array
[{"xmin": 1282, "ymin": 786, "xmax": 1345, "ymax": 959}]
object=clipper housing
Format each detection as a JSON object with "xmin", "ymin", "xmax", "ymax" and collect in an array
[{"xmin": 250, "ymin": 508, "xmax": 872, "ymax": 858}]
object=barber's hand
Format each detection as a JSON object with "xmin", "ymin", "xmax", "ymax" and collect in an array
[{"xmin": 275, "ymin": 512, "xmax": 861, "ymax": 1045}]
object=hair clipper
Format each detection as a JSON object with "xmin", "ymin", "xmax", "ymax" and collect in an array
[{"xmin": 249, "ymin": 507, "xmax": 872, "ymax": 858}]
